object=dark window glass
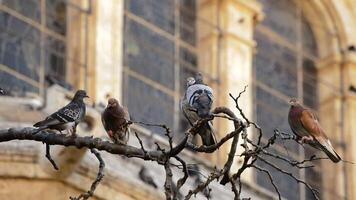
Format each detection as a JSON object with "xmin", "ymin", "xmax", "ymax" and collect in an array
[
  {"xmin": 124, "ymin": 18, "xmax": 175, "ymax": 90},
  {"xmin": 0, "ymin": 12, "xmax": 40, "ymax": 82},
  {"xmin": 303, "ymin": 58, "xmax": 318, "ymax": 109},
  {"xmin": 255, "ymin": 32, "xmax": 298, "ymax": 97},
  {"xmin": 179, "ymin": 0, "xmax": 196, "ymax": 45},
  {"xmin": 256, "ymin": 155, "xmax": 300, "ymax": 200},
  {"xmin": 302, "ymin": 17, "xmax": 318, "ymax": 57},
  {"xmin": 46, "ymin": 0, "xmax": 67, "ymax": 35},
  {"xmin": 44, "ymin": 35, "xmax": 66, "ymax": 80},
  {"xmin": 259, "ymin": 0, "xmax": 297, "ymax": 44},
  {"xmin": 126, "ymin": 0, "xmax": 175, "ymax": 34},
  {"xmin": 0, "ymin": 71, "xmax": 39, "ymax": 95},
  {"xmin": 1, "ymin": 0, "xmax": 41, "ymax": 22},
  {"xmin": 125, "ymin": 75, "xmax": 174, "ymax": 135}
]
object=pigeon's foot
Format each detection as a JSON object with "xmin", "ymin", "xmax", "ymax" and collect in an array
[{"xmin": 69, "ymin": 126, "xmax": 77, "ymax": 138}]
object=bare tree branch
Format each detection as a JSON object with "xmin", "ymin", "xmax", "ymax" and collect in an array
[
  {"xmin": 174, "ymin": 156, "xmax": 188, "ymax": 190},
  {"xmin": 252, "ymin": 165, "xmax": 281, "ymax": 200},
  {"xmin": 0, "ymin": 87, "xmax": 327, "ymax": 200},
  {"xmin": 45, "ymin": 143, "xmax": 59, "ymax": 170},
  {"xmin": 70, "ymin": 149, "xmax": 105, "ymax": 200},
  {"xmin": 164, "ymin": 162, "xmax": 173, "ymax": 200}
]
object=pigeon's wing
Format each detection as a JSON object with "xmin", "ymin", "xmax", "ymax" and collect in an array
[
  {"xmin": 53, "ymin": 102, "xmax": 83, "ymax": 123},
  {"xmin": 181, "ymin": 98, "xmax": 199, "ymax": 126},
  {"xmin": 300, "ymin": 109, "xmax": 341, "ymax": 162},
  {"xmin": 34, "ymin": 103, "xmax": 81, "ymax": 127},
  {"xmin": 33, "ymin": 115, "xmax": 64, "ymax": 127}
]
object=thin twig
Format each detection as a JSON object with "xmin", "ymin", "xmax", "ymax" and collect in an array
[
  {"xmin": 174, "ymin": 156, "xmax": 188, "ymax": 189},
  {"xmin": 70, "ymin": 149, "xmax": 105, "ymax": 200},
  {"xmin": 45, "ymin": 143, "xmax": 59, "ymax": 170},
  {"xmin": 252, "ymin": 165, "xmax": 281, "ymax": 200},
  {"xmin": 257, "ymin": 156, "xmax": 320, "ymax": 200}
]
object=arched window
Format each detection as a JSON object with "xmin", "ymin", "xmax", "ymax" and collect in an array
[{"xmin": 253, "ymin": 0, "xmax": 321, "ymax": 199}]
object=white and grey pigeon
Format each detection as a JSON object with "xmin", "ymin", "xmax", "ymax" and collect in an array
[
  {"xmin": 34, "ymin": 90, "xmax": 88, "ymax": 136},
  {"xmin": 181, "ymin": 73, "xmax": 216, "ymax": 146}
]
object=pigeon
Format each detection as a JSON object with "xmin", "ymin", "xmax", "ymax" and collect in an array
[
  {"xmin": 101, "ymin": 98, "xmax": 131, "ymax": 145},
  {"xmin": 181, "ymin": 74, "xmax": 216, "ymax": 146},
  {"xmin": 0, "ymin": 88, "xmax": 4, "ymax": 95},
  {"xmin": 34, "ymin": 90, "xmax": 88, "ymax": 136},
  {"xmin": 288, "ymin": 98, "xmax": 341, "ymax": 163},
  {"xmin": 139, "ymin": 166, "xmax": 158, "ymax": 189}
]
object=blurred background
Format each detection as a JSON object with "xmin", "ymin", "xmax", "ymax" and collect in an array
[{"xmin": 0, "ymin": 0, "xmax": 356, "ymax": 199}]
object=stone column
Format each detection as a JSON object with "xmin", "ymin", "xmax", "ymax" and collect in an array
[
  {"xmin": 67, "ymin": 0, "xmax": 97, "ymax": 96},
  {"xmin": 342, "ymin": 54, "xmax": 356, "ymax": 200},
  {"xmin": 316, "ymin": 53, "xmax": 356, "ymax": 200},
  {"xmin": 197, "ymin": 0, "xmax": 263, "ymax": 180},
  {"xmin": 94, "ymin": 0, "xmax": 124, "ymax": 103}
]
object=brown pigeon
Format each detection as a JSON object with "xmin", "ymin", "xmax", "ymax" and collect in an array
[
  {"xmin": 288, "ymin": 98, "xmax": 341, "ymax": 163},
  {"xmin": 101, "ymin": 98, "xmax": 130, "ymax": 145}
]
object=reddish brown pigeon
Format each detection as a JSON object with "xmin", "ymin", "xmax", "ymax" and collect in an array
[
  {"xmin": 288, "ymin": 98, "xmax": 341, "ymax": 163},
  {"xmin": 101, "ymin": 98, "xmax": 130, "ymax": 145}
]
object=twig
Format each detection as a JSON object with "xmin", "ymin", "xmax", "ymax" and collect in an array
[
  {"xmin": 185, "ymin": 168, "xmax": 223, "ymax": 200},
  {"xmin": 70, "ymin": 149, "xmax": 105, "ymax": 200},
  {"xmin": 174, "ymin": 156, "xmax": 188, "ymax": 189},
  {"xmin": 164, "ymin": 162, "xmax": 173, "ymax": 200},
  {"xmin": 45, "ymin": 143, "xmax": 59, "ymax": 170},
  {"xmin": 257, "ymin": 156, "xmax": 320, "ymax": 200},
  {"xmin": 252, "ymin": 165, "xmax": 281, "ymax": 200},
  {"xmin": 135, "ymin": 132, "xmax": 148, "ymax": 155}
]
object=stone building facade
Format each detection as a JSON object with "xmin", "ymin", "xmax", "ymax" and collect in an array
[{"xmin": 0, "ymin": 0, "xmax": 356, "ymax": 199}]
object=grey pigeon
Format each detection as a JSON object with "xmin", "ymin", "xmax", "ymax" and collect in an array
[
  {"xmin": 101, "ymin": 98, "xmax": 131, "ymax": 145},
  {"xmin": 34, "ymin": 90, "xmax": 88, "ymax": 136},
  {"xmin": 288, "ymin": 98, "xmax": 341, "ymax": 163},
  {"xmin": 139, "ymin": 166, "xmax": 158, "ymax": 189},
  {"xmin": 181, "ymin": 74, "xmax": 216, "ymax": 146}
]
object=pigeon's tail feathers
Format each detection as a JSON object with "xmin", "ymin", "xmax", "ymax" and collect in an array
[
  {"xmin": 199, "ymin": 122, "xmax": 216, "ymax": 146},
  {"xmin": 317, "ymin": 137, "xmax": 341, "ymax": 163}
]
